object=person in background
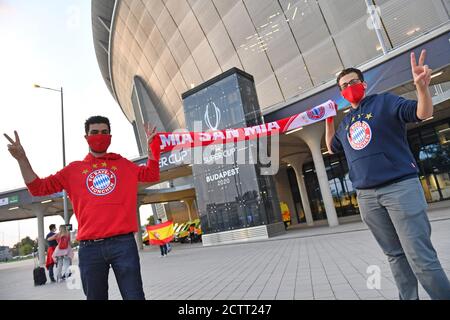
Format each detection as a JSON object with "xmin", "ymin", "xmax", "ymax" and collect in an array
[
  {"xmin": 189, "ymin": 223, "xmax": 196, "ymax": 244},
  {"xmin": 156, "ymin": 218, "xmax": 168, "ymax": 257},
  {"xmin": 45, "ymin": 224, "xmax": 57, "ymax": 283},
  {"xmin": 48, "ymin": 225, "xmax": 73, "ymax": 282}
]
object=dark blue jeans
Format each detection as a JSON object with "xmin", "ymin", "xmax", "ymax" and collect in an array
[
  {"xmin": 78, "ymin": 233, "xmax": 145, "ymax": 300},
  {"xmin": 48, "ymin": 264, "xmax": 55, "ymax": 281},
  {"xmin": 159, "ymin": 244, "xmax": 168, "ymax": 256}
]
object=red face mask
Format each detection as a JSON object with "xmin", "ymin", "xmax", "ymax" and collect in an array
[
  {"xmin": 342, "ymin": 82, "xmax": 366, "ymax": 104},
  {"xmin": 86, "ymin": 134, "xmax": 111, "ymax": 153}
]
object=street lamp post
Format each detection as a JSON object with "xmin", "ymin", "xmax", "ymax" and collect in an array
[{"xmin": 33, "ymin": 84, "xmax": 69, "ymax": 225}]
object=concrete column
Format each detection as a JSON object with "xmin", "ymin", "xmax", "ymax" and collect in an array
[
  {"xmin": 283, "ymin": 154, "xmax": 315, "ymax": 226},
  {"xmin": 151, "ymin": 204, "xmax": 159, "ymax": 222},
  {"xmin": 135, "ymin": 199, "xmax": 144, "ymax": 251},
  {"xmin": 183, "ymin": 198, "xmax": 195, "ymax": 221},
  {"xmin": 34, "ymin": 206, "xmax": 46, "ymax": 267},
  {"xmin": 59, "ymin": 212, "xmax": 73, "ymax": 224},
  {"xmin": 274, "ymin": 166, "xmax": 299, "ymax": 225},
  {"xmin": 295, "ymin": 122, "xmax": 339, "ymax": 227}
]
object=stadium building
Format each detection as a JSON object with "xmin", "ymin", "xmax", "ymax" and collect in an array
[{"xmin": 91, "ymin": 0, "xmax": 450, "ymax": 245}]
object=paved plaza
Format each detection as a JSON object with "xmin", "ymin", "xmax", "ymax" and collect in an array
[{"xmin": 1, "ymin": 209, "xmax": 449, "ymax": 300}]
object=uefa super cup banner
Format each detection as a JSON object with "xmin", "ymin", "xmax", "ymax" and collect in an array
[{"xmin": 156, "ymin": 100, "xmax": 337, "ymax": 154}]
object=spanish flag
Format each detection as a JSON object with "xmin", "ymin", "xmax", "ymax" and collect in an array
[{"xmin": 146, "ymin": 221, "xmax": 174, "ymax": 245}]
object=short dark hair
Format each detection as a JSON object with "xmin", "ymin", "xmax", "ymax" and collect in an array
[
  {"xmin": 84, "ymin": 116, "xmax": 111, "ymax": 135},
  {"xmin": 336, "ymin": 68, "xmax": 365, "ymax": 87},
  {"xmin": 49, "ymin": 224, "xmax": 56, "ymax": 231}
]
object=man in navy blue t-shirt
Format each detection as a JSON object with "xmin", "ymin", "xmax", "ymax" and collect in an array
[
  {"xmin": 325, "ymin": 50, "xmax": 450, "ymax": 300},
  {"xmin": 45, "ymin": 224, "xmax": 58, "ymax": 282}
]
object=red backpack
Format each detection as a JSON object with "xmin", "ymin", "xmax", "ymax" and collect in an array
[{"xmin": 58, "ymin": 235, "xmax": 69, "ymax": 250}]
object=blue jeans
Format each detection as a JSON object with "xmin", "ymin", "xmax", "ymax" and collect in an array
[
  {"xmin": 56, "ymin": 255, "xmax": 71, "ymax": 281},
  {"xmin": 78, "ymin": 233, "xmax": 145, "ymax": 300},
  {"xmin": 357, "ymin": 177, "xmax": 450, "ymax": 300}
]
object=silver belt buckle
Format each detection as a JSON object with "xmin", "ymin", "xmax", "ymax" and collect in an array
[{"xmin": 93, "ymin": 238, "xmax": 104, "ymax": 242}]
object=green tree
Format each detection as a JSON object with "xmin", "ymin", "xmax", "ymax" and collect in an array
[
  {"xmin": 19, "ymin": 243, "xmax": 33, "ymax": 256},
  {"xmin": 11, "ymin": 236, "xmax": 38, "ymax": 256}
]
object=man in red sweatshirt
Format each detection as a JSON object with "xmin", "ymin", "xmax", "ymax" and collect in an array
[{"xmin": 4, "ymin": 116, "xmax": 161, "ymax": 300}]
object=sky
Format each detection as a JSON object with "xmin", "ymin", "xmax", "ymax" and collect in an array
[{"xmin": 0, "ymin": 0, "xmax": 153, "ymax": 247}]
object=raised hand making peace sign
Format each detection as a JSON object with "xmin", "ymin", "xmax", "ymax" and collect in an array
[
  {"xmin": 4, "ymin": 131, "xmax": 27, "ymax": 161},
  {"xmin": 144, "ymin": 123, "xmax": 161, "ymax": 161},
  {"xmin": 411, "ymin": 49, "xmax": 432, "ymax": 91},
  {"xmin": 144, "ymin": 123, "xmax": 157, "ymax": 145}
]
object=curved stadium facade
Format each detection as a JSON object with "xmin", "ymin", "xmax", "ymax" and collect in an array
[{"xmin": 92, "ymin": 0, "xmax": 450, "ymax": 244}]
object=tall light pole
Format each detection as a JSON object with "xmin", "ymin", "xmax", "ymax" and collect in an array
[{"xmin": 33, "ymin": 84, "xmax": 69, "ymax": 225}]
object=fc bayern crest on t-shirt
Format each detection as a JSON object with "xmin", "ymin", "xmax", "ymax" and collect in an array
[
  {"xmin": 86, "ymin": 169, "xmax": 117, "ymax": 196},
  {"xmin": 347, "ymin": 121, "xmax": 372, "ymax": 150}
]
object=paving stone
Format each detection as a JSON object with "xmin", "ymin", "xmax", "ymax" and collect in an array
[{"xmin": 1, "ymin": 217, "xmax": 449, "ymax": 300}]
